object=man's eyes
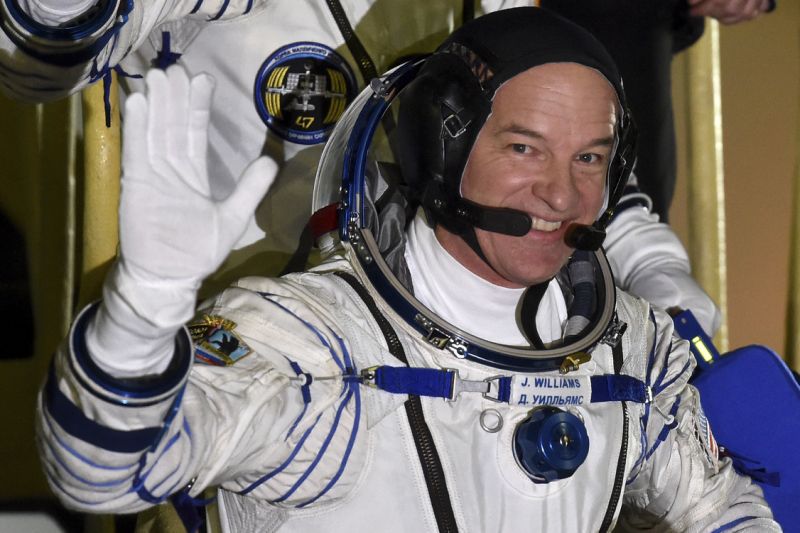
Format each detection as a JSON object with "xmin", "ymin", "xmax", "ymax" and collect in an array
[
  {"xmin": 507, "ymin": 145, "xmax": 608, "ymax": 164},
  {"xmin": 511, "ymin": 143, "xmax": 531, "ymax": 154},
  {"xmin": 576, "ymin": 153, "xmax": 605, "ymax": 164}
]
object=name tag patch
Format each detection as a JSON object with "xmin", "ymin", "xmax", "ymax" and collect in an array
[{"xmin": 512, "ymin": 375, "xmax": 592, "ymax": 407}]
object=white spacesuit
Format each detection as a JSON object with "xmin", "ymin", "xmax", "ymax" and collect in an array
[
  {"xmin": 0, "ymin": 0, "xmax": 721, "ymax": 335},
  {"xmin": 36, "ymin": 9, "xmax": 775, "ymax": 532}
]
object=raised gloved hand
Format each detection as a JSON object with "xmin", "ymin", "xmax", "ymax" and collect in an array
[
  {"xmin": 120, "ymin": 66, "xmax": 276, "ymax": 285},
  {"xmin": 87, "ymin": 66, "xmax": 277, "ymax": 378}
]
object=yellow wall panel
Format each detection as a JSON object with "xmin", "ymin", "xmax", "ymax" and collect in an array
[{"xmin": 0, "ymin": 93, "xmax": 78, "ymax": 499}]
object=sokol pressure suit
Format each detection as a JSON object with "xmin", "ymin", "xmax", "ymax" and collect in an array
[{"xmin": 35, "ymin": 8, "xmax": 776, "ymax": 532}]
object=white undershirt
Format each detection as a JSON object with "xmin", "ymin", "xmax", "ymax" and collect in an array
[{"xmin": 404, "ymin": 215, "xmax": 568, "ymax": 346}]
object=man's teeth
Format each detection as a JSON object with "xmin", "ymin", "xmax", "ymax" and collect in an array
[{"xmin": 531, "ymin": 217, "xmax": 562, "ymax": 232}]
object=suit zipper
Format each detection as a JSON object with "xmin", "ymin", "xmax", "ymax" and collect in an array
[
  {"xmin": 334, "ymin": 272, "xmax": 459, "ymax": 533},
  {"xmin": 599, "ymin": 401, "xmax": 629, "ymax": 532}
]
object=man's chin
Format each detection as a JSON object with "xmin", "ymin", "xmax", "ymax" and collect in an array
[
  {"xmin": 478, "ymin": 236, "xmax": 573, "ymax": 286},
  {"xmin": 513, "ymin": 259, "xmax": 572, "ymax": 287}
]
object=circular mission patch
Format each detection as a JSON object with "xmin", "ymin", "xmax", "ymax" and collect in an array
[{"xmin": 254, "ymin": 42, "xmax": 357, "ymax": 145}]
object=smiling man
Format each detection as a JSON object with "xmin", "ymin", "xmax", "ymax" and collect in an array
[
  {"xmin": 37, "ymin": 7, "xmax": 778, "ymax": 532},
  {"xmin": 438, "ymin": 63, "xmax": 617, "ymax": 288}
]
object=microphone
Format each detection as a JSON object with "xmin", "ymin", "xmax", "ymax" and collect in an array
[
  {"xmin": 442, "ymin": 192, "xmax": 606, "ymax": 251},
  {"xmin": 565, "ymin": 223, "xmax": 606, "ymax": 251}
]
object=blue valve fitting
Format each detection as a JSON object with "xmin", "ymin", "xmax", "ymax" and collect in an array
[{"xmin": 512, "ymin": 406, "xmax": 589, "ymax": 483}]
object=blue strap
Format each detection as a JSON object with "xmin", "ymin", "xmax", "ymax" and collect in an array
[
  {"xmin": 374, "ymin": 366, "xmax": 453, "ymax": 399},
  {"xmin": 590, "ymin": 375, "xmax": 650, "ymax": 403},
  {"xmin": 169, "ymin": 485, "xmax": 215, "ymax": 533},
  {"xmin": 88, "ymin": 61, "xmax": 141, "ymax": 127},
  {"xmin": 151, "ymin": 31, "xmax": 182, "ymax": 69},
  {"xmin": 366, "ymin": 366, "xmax": 649, "ymax": 405},
  {"xmin": 496, "ymin": 376, "xmax": 512, "ymax": 402},
  {"xmin": 44, "ymin": 365, "xmax": 161, "ymax": 453},
  {"xmin": 288, "ymin": 361, "xmax": 312, "ymax": 404}
]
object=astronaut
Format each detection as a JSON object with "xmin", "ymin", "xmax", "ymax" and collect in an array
[
  {"xmin": 0, "ymin": 0, "xmax": 721, "ymax": 336},
  {"xmin": 36, "ymin": 8, "xmax": 776, "ymax": 532}
]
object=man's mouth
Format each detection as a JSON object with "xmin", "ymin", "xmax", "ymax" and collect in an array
[{"xmin": 530, "ymin": 217, "xmax": 562, "ymax": 232}]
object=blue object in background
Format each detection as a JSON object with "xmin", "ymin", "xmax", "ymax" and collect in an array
[{"xmin": 674, "ymin": 310, "xmax": 799, "ymax": 530}]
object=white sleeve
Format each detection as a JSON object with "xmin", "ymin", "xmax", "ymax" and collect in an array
[
  {"xmin": 618, "ymin": 309, "xmax": 779, "ymax": 531},
  {"xmin": 37, "ymin": 281, "xmax": 362, "ymax": 513},
  {"xmin": 37, "ymin": 301, "xmax": 202, "ymax": 513},
  {"xmin": 0, "ymin": 0, "xmax": 267, "ymax": 101},
  {"xmin": 605, "ymin": 198, "xmax": 722, "ymax": 337}
]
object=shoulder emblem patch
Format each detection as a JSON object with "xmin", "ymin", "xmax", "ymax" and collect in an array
[
  {"xmin": 695, "ymin": 404, "xmax": 720, "ymax": 470},
  {"xmin": 189, "ymin": 315, "xmax": 253, "ymax": 366},
  {"xmin": 254, "ymin": 42, "xmax": 357, "ymax": 145}
]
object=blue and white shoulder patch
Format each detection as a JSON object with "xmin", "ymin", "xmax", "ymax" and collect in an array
[
  {"xmin": 254, "ymin": 42, "xmax": 356, "ymax": 145},
  {"xmin": 189, "ymin": 315, "xmax": 253, "ymax": 366}
]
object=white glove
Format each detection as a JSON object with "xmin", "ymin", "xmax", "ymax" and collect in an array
[{"xmin": 87, "ymin": 66, "xmax": 277, "ymax": 378}]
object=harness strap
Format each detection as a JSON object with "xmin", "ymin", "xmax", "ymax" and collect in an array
[
  {"xmin": 325, "ymin": 0, "xmax": 378, "ymax": 83},
  {"xmin": 360, "ymin": 365, "xmax": 651, "ymax": 405},
  {"xmin": 334, "ymin": 271, "xmax": 459, "ymax": 533},
  {"xmin": 462, "ymin": 0, "xmax": 474, "ymax": 24}
]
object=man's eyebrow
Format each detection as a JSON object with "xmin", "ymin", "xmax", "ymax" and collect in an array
[
  {"xmin": 586, "ymin": 136, "xmax": 615, "ymax": 148},
  {"xmin": 500, "ymin": 124, "xmax": 615, "ymax": 148},
  {"xmin": 499, "ymin": 124, "xmax": 545, "ymax": 140}
]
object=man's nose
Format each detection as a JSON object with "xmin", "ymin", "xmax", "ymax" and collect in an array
[{"xmin": 530, "ymin": 162, "xmax": 578, "ymax": 213}]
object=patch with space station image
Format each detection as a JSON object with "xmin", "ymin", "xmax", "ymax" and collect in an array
[{"xmin": 254, "ymin": 42, "xmax": 357, "ymax": 145}]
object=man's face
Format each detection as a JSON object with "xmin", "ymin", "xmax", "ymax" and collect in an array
[{"xmin": 437, "ymin": 63, "xmax": 618, "ymax": 288}]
